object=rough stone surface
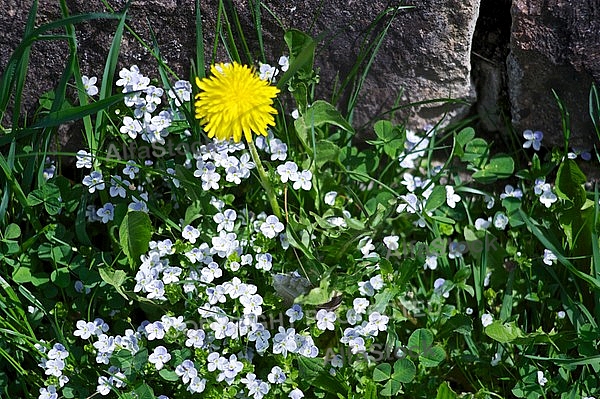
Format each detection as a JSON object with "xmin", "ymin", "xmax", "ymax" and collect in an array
[
  {"xmin": 508, "ymin": 0, "xmax": 600, "ymax": 149},
  {"xmin": 0, "ymin": 0, "xmax": 480, "ymax": 138},
  {"xmin": 1, "ymin": 0, "xmax": 599, "ymax": 149},
  {"xmin": 0, "ymin": 0, "xmax": 199, "ymax": 126}
]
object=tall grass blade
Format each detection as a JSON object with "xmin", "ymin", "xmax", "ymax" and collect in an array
[{"xmin": 195, "ymin": 0, "xmax": 206, "ymax": 79}]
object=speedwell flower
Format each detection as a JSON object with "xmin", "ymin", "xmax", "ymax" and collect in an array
[{"xmin": 195, "ymin": 62, "xmax": 280, "ymax": 142}]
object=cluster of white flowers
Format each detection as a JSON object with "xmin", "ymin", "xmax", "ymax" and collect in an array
[
  {"xmin": 533, "ymin": 177, "xmax": 558, "ymax": 208},
  {"xmin": 193, "ymin": 140, "xmax": 255, "ymax": 190},
  {"xmin": 36, "ymin": 342, "xmax": 70, "ymax": 398}
]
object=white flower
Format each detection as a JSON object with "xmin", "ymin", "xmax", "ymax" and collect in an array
[
  {"xmin": 370, "ymin": 275, "xmax": 384, "ymax": 290},
  {"xmin": 448, "ymin": 241, "xmax": 466, "ymax": 259},
  {"xmin": 358, "ymin": 237, "xmax": 375, "ymax": 257},
  {"xmin": 286, "ymin": 304, "xmax": 304, "ymax": 323},
  {"xmin": 358, "ymin": 281, "xmax": 375, "ymax": 297},
  {"xmin": 120, "ymin": 116, "xmax": 142, "ymax": 139},
  {"xmin": 396, "ymin": 193, "xmax": 421, "ymax": 214},
  {"xmin": 292, "ymin": 170, "xmax": 313, "ymax": 191},
  {"xmin": 188, "ymin": 376, "xmax": 207, "ymax": 393},
  {"xmin": 76, "ymin": 150, "xmax": 93, "ymax": 168},
  {"xmin": 365, "ymin": 312, "xmax": 389, "ymax": 335},
  {"xmin": 316, "ymin": 309, "xmax": 337, "ymax": 331},
  {"xmin": 537, "ymin": 370, "xmax": 547, "ymax": 386},
  {"xmin": 268, "ymin": 366, "xmax": 286, "ymax": 384},
  {"xmin": 82, "ymin": 170, "xmax": 105, "ymax": 193},
  {"xmin": 353, "ymin": 298, "xmax": 369, "ymax": 314},
  {"xmin": 148, "ymin": 346, "xmax": 171, "ymax": 370},
  {"xmin": 324, "ymin": 191, "xmax": 338, "ymax": 206},
  {"xmin": 44, "ymin": 359, "xmax": 65, "ymax": 377},
  {"xmin": 539, "ymin": 189, "xmax": 558, "ymax": 208},
  {"xmin": 481, "ymin": 313, "xmax": 494, "ymax": 327},
  {"xmin": 493, "ymin": 212, "xmax": 509, "ymax": 230},
  {"xmin": 38, "ymin": 385, "xmax": 58, "ymax": 399},
  {"xmin": 96, "ymin": 203, "xmax": 115, "ymax": 224},
  {"xmin": 97, "ymin": 376, "xmax": 111, "ymax": 396},
  {"xmin": 175, "ymin": 359, "xmax": 197, "ymax": 384},
  {"xmin": 167, "ymin": 80, "xmax": 192, "ymax": 106},
  {"xmin": 466, "ymin": 307, "xmax": 473, "ymax": 315},
  {"xmin": 276, "ymin": 161, "xmax": 298, "ymax": 183},
  {"xmin": 424, "ymin": 254, "xmax": 438, "ymax": 270},
  {"xmin": 289, "ymin": 388, "xmax": 305, "ymax": 399},
  {"xmin": 278, "ymin": 55, "xmax": 290, "ymax": 72},
  {"xmin": 557, "ymin": 310, "xmax": 566, "ymax": 319},
  {"xmin": 74, "ymin": 320, "xmax": 96, "ymax": 339},
  {"xmin": 445, "ymin": 186, "xmax": 461, "ymax": 208},
  {"xmin": 543, "ymin": 249, "xmax": 557, "ymax": 265},
  {"xmin": 475, "ymin": 217, "xmax": 491, "ymax": 231},
  {"xmin": 259, "ymin": 63, "xmax": 279, "ymax": 81},
  {"xmin": 348, "ymin": 336, "xmax": 366, "ymax": 354},
  {"xmin": 383, "ymin": 235, "xmax": 399, "ymax": 251},
  {"xmin": 182, "ymin": 225, "xmax": 200, "ymax": 243},
  {"xmin": 523, "ymin": 130, "xmax": 543, "ymax": 151},
  {"xmin": 260, "ymin": 215, "xmax": 285, "ymax": 239},
  {"xmin": 500, "ymin": 184, "xmax": 523, "ymax": 200},
  {"xmin": 82, "ymin": 75, "xmax": 98, "ymax": 96}
]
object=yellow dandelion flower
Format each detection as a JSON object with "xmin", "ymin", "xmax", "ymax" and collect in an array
[{"xmin": 194, "ymin": 62, "xmax": 280, "ymax": 143}]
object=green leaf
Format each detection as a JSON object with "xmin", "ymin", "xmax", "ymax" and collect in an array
[
  {"xmin": 4, "ymin": 224, "xmax": 21, "ymax": 239},
  {"xmin": 280, "ymin": 29, "xmax": 316, "ymax": 90},
  {"xmin": 159, "ymin": 369, "xmax": 179, "ymax": 382},
  {"xmin": 456, "ymin": 127, "xmax": 475, "ymax": 147},
  {"xmin": 472, "ymin": 154, "xmax": 515, "ymax": 183},
  {"xmin": 372, "ymin": 287, "xmax": 399, "ymax": 313},
  {"xmin": 419, "ymin": 345, "xmax": 446, "ymax": 367},
  {"xmin": 555, "ymin": 159, "xmax": 586, "ymax": 206},
  {"xmin": 407, "ymin": 328, "xmax": 434, "ymax": 355},
  {"xmin": 295, "ymin": 277, "xmax": 330, "ymax": 306},
  {"xmin": 373, "ymin": 120, "xmax": 405, "ymax": 158},
  {"xmin": 485, "ymin": 321, "xmax": 524, "ymax": 343},
  {"xmin": 381, "ymin": 378, "xmax": 403, "ymax": 396},
  {"xmin": 119, "ymin": 211, "xmax": 152, "ymax": 268},
  {"xmin": 99, "ymin": 268, "xmax": 127, "ymax": 288},
  {"xmin": 436, "ymin": 382, "xmax": 458, "ymax": 399},
  {"xmin": 392, "ymin": 358, "xmax": 416, "ymax": 383},
  {"xmin": 294, "ymin": 100, "xmax": 354, "ymax": 147},
  {"xmin": 50, "ymin": 267, "xmax": 70, "ymax": 288},
  {"xmin": 296, "ymin": 356, "xmax": 347, "ymax": 395},
  {"xmin": 373, "ymin": 363, "xmax": 392, "ymax": 382},
  {"xmin": 461, "ymin": 138, "xmax": 489, "ymax": 165},
  {"xmin": 425, "ymin": 185, "xmax": 447, "ymax": 212},
  {"xmin": 26, "ymin": 183, "xmax": 62, "ymax": 215},
  {"xmin": 132, "ymin": 383, "xmax": 155, "ymax": 399},
  {"xmin": 315, "ymin": 140, "xmax": 341, "ymax": 167}
]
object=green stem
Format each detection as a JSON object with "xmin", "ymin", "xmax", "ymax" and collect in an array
[{"xmin": 247, "ymin": 138, "xmax": 281, "ymax": 219}]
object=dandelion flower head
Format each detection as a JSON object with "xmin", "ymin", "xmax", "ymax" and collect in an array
[{"xmin": 195, "ymin": 62, "xmax": 280, "ymax": 143}]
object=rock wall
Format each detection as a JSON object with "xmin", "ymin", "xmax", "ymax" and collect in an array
[{"xmin": 1, "ymin": 0, "xmax": 599, "ymax": 149}]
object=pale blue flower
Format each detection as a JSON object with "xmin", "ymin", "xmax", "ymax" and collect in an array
[{"xmin": 523, "ymin": 129, "xmax": 543, "ymax": 151}]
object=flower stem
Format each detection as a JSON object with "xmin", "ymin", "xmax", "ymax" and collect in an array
[{"xmin": 247, "ymin": 138, "xmax": 281, "ymax": 219}]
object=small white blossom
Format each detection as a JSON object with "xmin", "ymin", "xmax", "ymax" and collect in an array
[
  {"xmin": 537, "ymin": 370, "xmax": 547, "ymax": 386},
  {"xmin": 481, "ymin": 313, "xmax": 494, "ymax": 328},
  {"xmin": 543, "ymin": 249, "xmax": 558, "ymax": 265}
]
